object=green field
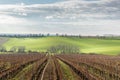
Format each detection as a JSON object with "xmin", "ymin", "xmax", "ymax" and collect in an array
[{"xmin": 2, "ymin": 36, "xmax": 120, "ymax": 55}]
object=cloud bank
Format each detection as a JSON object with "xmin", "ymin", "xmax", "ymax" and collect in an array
[{"xmin": 0, "ymin": 0, "xmax": 119, "ymax": 35}]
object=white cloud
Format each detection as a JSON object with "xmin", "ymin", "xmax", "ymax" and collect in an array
[
  {"xmin": 0, "ymin": 0, "xmax": 119, "ymax": 35},
  {"xmin": 0, "ymin": 0, "xmax": 119, "ymax": 20},
  {"xmin": 18, "ymin": 13, "xmax": 27, "ymax": 16},
  {"xmin": 45, "ymin": 16, "xmax": 53, "ymax": 19},
  {"xmin": 0, "ymin": 14, "xmax": 27, "ymax": 24}
]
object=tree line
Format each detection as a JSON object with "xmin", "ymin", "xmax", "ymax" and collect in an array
[
  {"xmin": 1, "ymin": 33, "xmax": 120, "ymax": 39},
  {"xmin": 0, "ymin": 46, "xmax": 26, "ymax": 53}
]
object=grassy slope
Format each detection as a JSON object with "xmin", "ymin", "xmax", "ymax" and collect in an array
[
  {"xmin": 0, "ymin": 37, "xmax": 8, "ymax": 45},
  {"xmin": 3, "ymin": 36, "xmax": 120, "ymax": 55},
  {"xmin": 66, "ymin": 37, "xmax": 120, "ymax": 55}
]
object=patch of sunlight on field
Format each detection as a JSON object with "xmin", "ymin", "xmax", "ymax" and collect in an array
[{"xmin": 81, "ymin": 46, "xmax": 120, "ymax": 55}]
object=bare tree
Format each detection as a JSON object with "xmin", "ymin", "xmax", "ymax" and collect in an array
[{"xmin": 47, "ymin": 44, "xmax": 80, "ymax": 54}]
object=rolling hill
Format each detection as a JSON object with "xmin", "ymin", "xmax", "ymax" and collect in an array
[{"xmin": 2, "ymin": 36, "xmax": 120, "ymax": 55}]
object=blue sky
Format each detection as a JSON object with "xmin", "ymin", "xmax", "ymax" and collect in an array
[
  {"xmin": 0, "ymin": 0, "xmax": 63, "ymax": 4},
  {"xmin": 0, "ymin": 0, "xmax": 120, "ymax": 35}
]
